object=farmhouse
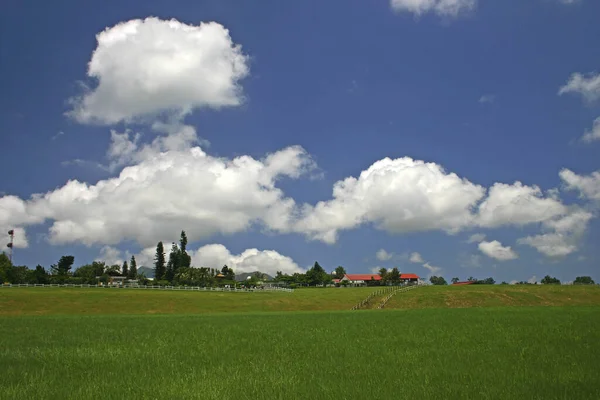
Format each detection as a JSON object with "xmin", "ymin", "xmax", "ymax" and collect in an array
[
  {"xmin": 452, "ymin": 281, "xmax": 476, "ymax": 286},
  {"xmin": 340, "ymin": 273, "xmax": 420, "ymax": 286}
]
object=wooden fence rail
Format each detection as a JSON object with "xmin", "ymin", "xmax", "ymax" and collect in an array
[{"xmin": 0, "ymin": 283, "xmax": 294, "ymax": 293}]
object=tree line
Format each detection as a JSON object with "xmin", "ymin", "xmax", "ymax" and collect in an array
[
  {"xmin": 1, "ymin": 229, "xmax": 596, "ymax": 287},
  {"xmin": 428, "ymin": 275, "xmax": 595, "ymax": 285}
]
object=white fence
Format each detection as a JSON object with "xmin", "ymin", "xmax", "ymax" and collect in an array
[
  {"xmin": 0, "ymin": 283, "xmax": 294, "ymax": 293},
  {"xmin": 351, "ymin": 284, "xmax": 422, "ymax": 310}
]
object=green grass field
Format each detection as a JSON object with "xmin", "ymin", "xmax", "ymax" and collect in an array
[
  {"xmin": 1, "ymin": 286, "xmax": 599, "ymax": 399},
  {"xmin": 0, "ymin": 287, "xmax": 376, "ymax": 316},
  {"xmin": 386, "ymin": 284, "xmax": 600, "ymax": 309}
]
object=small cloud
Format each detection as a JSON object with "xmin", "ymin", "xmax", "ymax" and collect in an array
[
  {"xmin": 527, "ymin": 275, "xmax": 537, "ymax": 284},
  {"xmin": 61, "ymin": 159, "xmax": 109, "ymax": 171},
  {"xmin": 376, "ymin": 249, "xmax": 393, "ymax": 261},
  {"xmin": 478, "ymin": 240, "xmax": 518, "ymax": 261},
  {"xmin": 479, "ymin": 94, "xmax": 496, "ymax": 104},
  {"xmin": 581, "ymin": 117, "xmax": 600, "ymax": 143},
  {"xmin": 409, "ymin": 252, "xmax": 424, "ymax": 263},
  {"xmin": 466, "ymin": 233, "xmax": 486, "ymax": 243},
  {"xmin": 422, "ymin": 262, "xmax": 442, "ymax": 277},
  {"xmin": 52, "ymin": 131, "xmax": 65, "ymax": 140}
]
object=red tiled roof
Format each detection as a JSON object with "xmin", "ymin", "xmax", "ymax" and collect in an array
[
  {"xmin": 452, "ymin": 281, "xmax": 476, "ymax": 285},
  {"xmin": 344, "ymin": 274, "xmax": 382, "ymax": 281},
  {"xmin": 400, "ymin": 273, "xmax": 419, "ymax": 280},
  {"xmin": 332, "ymin": 279, "xmax": 340, "ymax": 283}
]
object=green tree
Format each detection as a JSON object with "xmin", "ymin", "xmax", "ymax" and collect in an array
[
  {"xmin": 128, "ymin": 256, "xmax": 137, "ymax": 279},
  {"xmin": 30, "ymin": 265, "xmax": 50, "ymax": 284},
  {"xmin": 334, "ymin": 266, "xmax": 347, "ymax": 279},
  {"xmin": 378, "ymin": 268, "xmax": 388, "ymax": 284},
  {"xmin": 306, "ymin": 262, "xmax": 328, "ymax": 286},
  {"xmin": 541, "ymin": 275, "xmax": 561, "ymax": 285},
  {"xmin": 429, "ymin": 276, "xmax": 448, "ymax": 285},
  {"xmin": 467, "ymin": 276, "xmax": 476, "ymax": 282},
  {"xmin": 574, "ymin": 276, "xmax": 595, "ymax": 285},
  {"xmin": 179, "ymin": 231, "xmax": 191, "ymax": 269},
  {"xmin": 388, "ymin": 267, "xmax": 400, "ymax": 285},
  {"xmin": 166, "ymin": 242, "xmax": 180, "ymax": 282},
  {"xmin": 50, "ymin": 255, "xmax": 75, "ymax": 276},
  {"xmin": 73, "ymin": 261, "xmax": 105, "ymax": 283},
  {"xmin": 105, "ymin": 264, "xmax": 121, "ymax": 276},
  {"xmin": 154, "ymin": 242, "xmax": 166, "ymax": 281},
  {"xmin": 122, "ymin": 261, "xmax": 128, "ymax": 277},
  {"xmin": 221, "ymin": 265, "xmax": 235, "ymax": 280},
  {"xmin": 451, "ymin": 277, "xmax": 459, "ymax": 284}
]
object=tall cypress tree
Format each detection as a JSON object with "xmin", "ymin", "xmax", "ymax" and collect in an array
[
  {"xmin": 154, "ymin": 242, "xmax": 166, "ymax": 281},
  {"xmin": 166, "ymin": 242, "xmax": 179, "ymax": 282},
  {"xmin": 122, "ymin": 260, "xmax": 128, "ymax": 277},
  {"xmin": 179, "ymin": 230, "xmax": 191, "ymax": 268},
  {"xmin": 128, "ymin": 255, "xmax": 137, "ymax": 279}
]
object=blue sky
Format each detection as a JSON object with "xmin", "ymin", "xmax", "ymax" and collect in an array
[{"xmin": 1, "ymin": 0, "xmax": 599, "ymax": 282}]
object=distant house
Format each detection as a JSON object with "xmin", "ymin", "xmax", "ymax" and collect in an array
[
  {"xmin": 400, "ymin": 273, "xmax": 419, "ymax": 284},
  {"xmin": 341, "ymin": 274, "xmax": 382, "ymax": 286},
  {"xmin": 340, "ymin": 273, "xmax": 420, "ymax": 286},
  {"xmin": 452, "ymin": 281, "xmax": 476, "ymax": 286}
]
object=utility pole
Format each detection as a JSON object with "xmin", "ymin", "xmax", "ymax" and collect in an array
[{"xmin": 7, "ymin": 230, "xmax": 14, "ymax": 264}]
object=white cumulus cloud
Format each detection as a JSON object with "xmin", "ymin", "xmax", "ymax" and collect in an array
[
  {"xmin": 409, "ymin": 252, "xmax": 424, "ymax": 263},
  {"xmin": 476, "ymin": 182, "xmax": 567, "ymax": 228},
  {"xmin": 293, "ymin": 157, "xmax": 485, "ymax": 243},
  {"xmin": 580, "ymin": 117, "xmax": 600, "ymax": 143},
  {"xmin": 560, "ymin": 168, "xmax": 600, "ymax": 202},
  {"xmin": 376, "ymin": 249, "xmax": 393, "ymax": 261},
  {"xmin": 190, "ymin": 244, "xmax": 304, "ymax": 276},
  {"xmin": 558, "ymin": 72, "xmax": 600, "ymax": 103},
  {"xmin": 517, "ymin": 209, "xmax": 593, "ymax": 257},
  {"xmin": 67, "ymin": 17, "xmax": 249, "ymax": 124},
  {"xmin": 390, "ymin": 0, "xmax": 476, "ymax": 16},
  {"xmin": 478, "ymin": 240, "xmax": 518, "ymax": 261},
  {"xmin": 2, "ymin": 134, "xmax": 315, "ymax": 247}
]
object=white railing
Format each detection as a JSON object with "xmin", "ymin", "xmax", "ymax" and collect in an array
[
  {"xmin": 376, "ymin": 285, "xmax": 418, "ymax": 309},
  {"xmin": 0, "ymin": 283, "xmax": 294, "ymax": 293}
]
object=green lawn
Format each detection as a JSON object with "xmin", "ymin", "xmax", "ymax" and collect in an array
[
  {"xmin": 1, "ymin": 286, "xmax": 599, "ymax": 399},
  {"xmin": 386, "ymin": 284, "xmax": 600, "ymax": 309},
  {"xmin": 1, "ymin": 307, "xmax": 599, "ymax": 399},
  {"xmin": 0, "ymin": 287, "xmax": 376, "ymax": 316}
]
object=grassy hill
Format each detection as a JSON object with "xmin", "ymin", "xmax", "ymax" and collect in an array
[
  {"xmin": 1, "ymin": 285, "xmax": 599, "ymax": 317},
  {"xmin": 386, "ymin": 284, "xmax": 600, "ymax": 309}
]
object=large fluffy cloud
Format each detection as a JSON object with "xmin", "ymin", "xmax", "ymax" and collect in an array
[
  {"xmin": 390, "ymin": 0, "xmax": 476, "ymax": 16},
  {"xmin": 293, "ymin": 157, "xmax": 486, "ymax": 243},
  {"xmin": 67, "ymin": 17, "xmax": 249, "ymax": 124},
  {"xmin": 478, "ymin": 240, "xmax": 518, "ymax": 261},
  {"xmin": 3, "ymin": 132, "xmax": 315, "ymax": 247},
  {"xmin": 190, "ymin": 244, "xmax": 304, "ymax": 276},
  {"xmin": 476, "ymin": 182, "xmax": 567, "ymax": 228}
]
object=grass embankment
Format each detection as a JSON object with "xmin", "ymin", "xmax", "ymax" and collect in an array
[
  {"xmin": 1, "ymin": 307, "xmax": 599, "ymax": 399},
  {"xmin": 386, "ymin": 284, "xmax": 600, "ymax": 309},
  {"xmin": 0, "ymin": 287, "xmax": 376, "ymax": 316}
]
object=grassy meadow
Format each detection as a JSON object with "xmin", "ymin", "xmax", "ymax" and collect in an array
[
  {"xmin": 0, "ymin": 287, "xmax": 375, "ymax": 316},
  {"xmin": 1, "ymin": 286, "xmax": 599, "ymax": 399},
  {"xmin": 386, "ymin": 284, "xmax": 600, "ymax": 309}
]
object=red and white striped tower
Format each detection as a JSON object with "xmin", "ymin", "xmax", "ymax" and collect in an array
[{"xmin": 7, "ymin": 230, "xmax": 14, "ymax": 264}]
